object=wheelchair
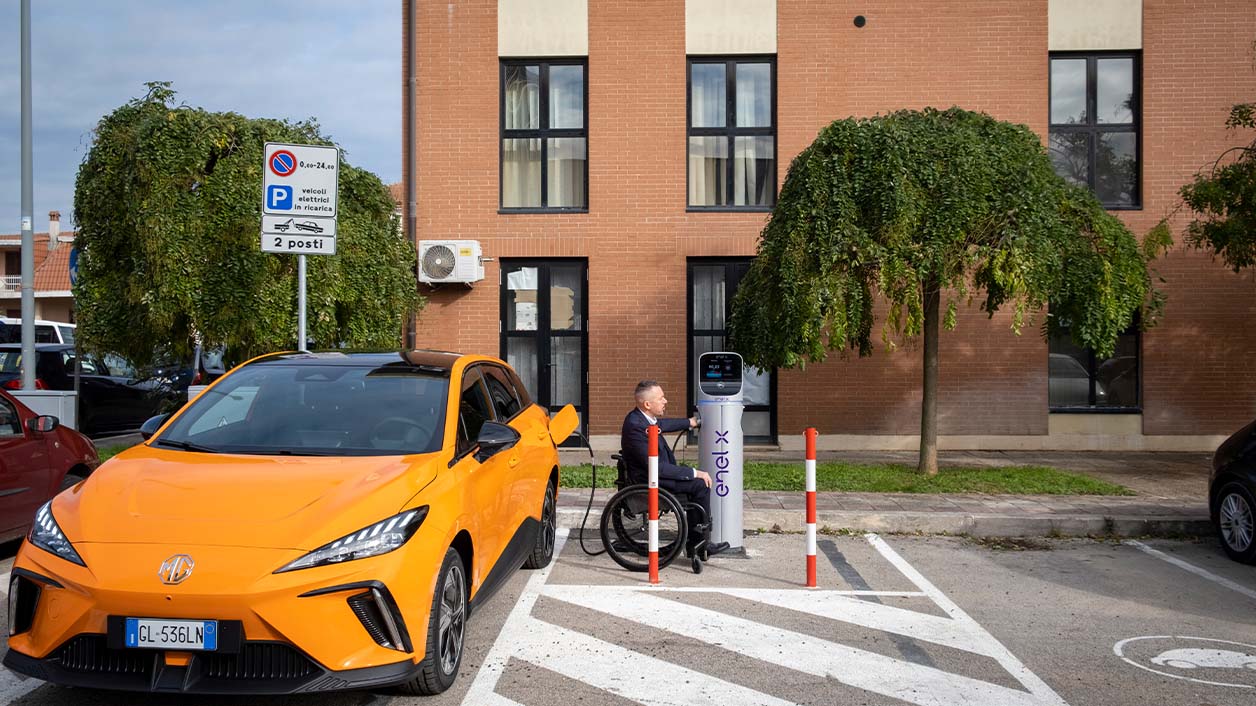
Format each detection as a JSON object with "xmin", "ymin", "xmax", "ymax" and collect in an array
[{"xmin": 600, "ymin": 453, "xmax": 711, "ymax": 574}]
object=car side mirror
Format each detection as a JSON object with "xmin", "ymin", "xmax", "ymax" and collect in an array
[
  {"xmin": 27, "ymin": 415, "xmax": 58, "ymax": 433},
  {"xmin": 140, "ymin": 413, "xmax": 171, "ymax": 440},
  {"xmin": 473, "ymin": 421, "xmax": 520, "ymax": 463}
]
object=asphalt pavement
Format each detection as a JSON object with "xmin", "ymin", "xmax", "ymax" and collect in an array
[{"xmin": 2, "ymin": 527, "xmax": 1253, "ymax": 705}]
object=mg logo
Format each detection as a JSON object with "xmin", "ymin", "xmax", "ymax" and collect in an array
[{"xmin": 158, "ymin": 554, "xmax": 195, "ymax": 585}]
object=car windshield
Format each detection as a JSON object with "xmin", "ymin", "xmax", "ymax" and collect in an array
[{"xmin": 156, "ymin": 361, "xmax": 449, "ymax": 456}]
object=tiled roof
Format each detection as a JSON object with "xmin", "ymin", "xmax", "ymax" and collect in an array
[
  {"xmin": 0, "ymin": 232, "xmax": 75, "ymax": 293},
  {"xmin": 388, "ymin": 182, "xmax": 404, "ymax": 210},
  {"xmin": 34, "ymin": 243, "xmax": 72, "ymax": 291}
]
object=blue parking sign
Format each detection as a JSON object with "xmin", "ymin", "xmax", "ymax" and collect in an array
[{"xmin": 267, "ymin": 185, "xmax": 293, "ymax": 211}]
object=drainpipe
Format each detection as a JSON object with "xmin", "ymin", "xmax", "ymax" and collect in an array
[{"xmin": 404, "ymin": 0, "xmax": 418, "ymax": 349}]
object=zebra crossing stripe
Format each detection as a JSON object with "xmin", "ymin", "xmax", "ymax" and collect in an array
[
  {"xmin": 514, "ymin": 618, "xmax": 799, "ymax": 706},
  {"xmin": 543, "ymin": 585, "xmax": 1050, "ymax": 706}
]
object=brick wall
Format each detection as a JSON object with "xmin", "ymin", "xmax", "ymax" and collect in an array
[{"xmin": 410, "ymin": 0, "xmax": 1256, "ymax": 440}]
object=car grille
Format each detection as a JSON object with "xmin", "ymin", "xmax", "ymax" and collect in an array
[
  {"xmin": 57, "ymin": 635, "xmax": 149, "ymax": 674},
  {"xmin": 204, "ymin": 643, "xmax": 318, "ymax": 680},
  {"xmin": 54, "ymin": 635, "xmax": 317, "ymax": 680}
]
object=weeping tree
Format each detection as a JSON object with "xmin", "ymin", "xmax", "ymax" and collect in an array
[
  {"xmin": 1170, "ymin": 94, "xmax": 1256, "ymax": 271},
  {"xmin": 729, "ymin": 107, "xmax": 1157, "ymax": 475},
  {"xmin": 73, "ymin": 82, "xmax": 421, "ymax": 367}
]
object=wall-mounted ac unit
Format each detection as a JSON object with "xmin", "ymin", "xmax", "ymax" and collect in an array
[{"xmin": 418, "ymin": 240, "xmax": 484, "ymax": 284}]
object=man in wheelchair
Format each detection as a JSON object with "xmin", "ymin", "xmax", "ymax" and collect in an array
[{"xmin": 620, "ymin": 380, "xmax": 731, "ymax": 557}]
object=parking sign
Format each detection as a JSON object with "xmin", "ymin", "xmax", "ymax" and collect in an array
[{"xmin": 261, "ymin": 142, "xmax": 339, "ymax": 255}]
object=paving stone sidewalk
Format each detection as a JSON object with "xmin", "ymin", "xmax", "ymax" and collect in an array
[{"xmin": 555, "ymin": 450, "xmax": 1214, "ymax": 538}]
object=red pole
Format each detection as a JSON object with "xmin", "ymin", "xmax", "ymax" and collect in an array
[
  {"xmin": 806, "ymin": 427, "xmax": 818, "ymax": 588},
  {"xmin": 648, "ymin": 424, "xmax": 659, "ymax": 584}
]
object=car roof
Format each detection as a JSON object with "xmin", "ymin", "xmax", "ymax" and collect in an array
[
  {"xmin": 0, "ymin": 343, "xmax": 72, "ymax": 351},
  {"xmin": 246, "ymin": 349, "xmax": 476, "ymax": 374}
]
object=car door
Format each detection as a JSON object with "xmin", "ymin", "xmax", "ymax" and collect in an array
[
  {"xmin": 0, "ymin": 394, "xmax": 50, "ymax": 537},
  {"xmin": 482, "ymin": 364, "xmax": 546, "ymax": 531},
  {"xmin": 452, "ymin": 366, "xmax": 515, "ymax": 581}
]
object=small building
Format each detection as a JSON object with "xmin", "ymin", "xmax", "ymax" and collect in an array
[
  {"xmin": 403, "ymin": 0, "xmax": 1256, "ymax": 452},
  {"xmin": 0, "ymin": 211, "xmax": 76, "ymax": 322}
]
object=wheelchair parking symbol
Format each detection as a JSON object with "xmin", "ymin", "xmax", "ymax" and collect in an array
[{"xmin": 267, "ymin": 184, "xmax": 293, "ymax": 211}]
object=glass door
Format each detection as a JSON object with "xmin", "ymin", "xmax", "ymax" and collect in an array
[
  {"xmin": 688, "ymin": 259, "xmax": 775, "ymax": 444},
  {"xmin": 501, "ymin": 260, "xmax": 588, "ymax": 444}
]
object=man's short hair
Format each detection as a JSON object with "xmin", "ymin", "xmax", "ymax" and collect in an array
[{"xmin": 634, "ymin": 380, "xmax": 660, "ymax": 402}]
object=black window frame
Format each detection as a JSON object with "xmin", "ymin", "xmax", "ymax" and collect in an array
[
  {"xmin": 1048, "ymin": 51, "xmax": 1142, "ymax": 210},
  {"xmin": 499, "ymin": 58, "xmax": 589, "ymax": 213},
  {"xmin": 1047, "ymin": 319, "xmax": 1142, "ymax": 413},
  {"xmin": 457, "ymin": 366, "xmax": 496, "ymax": 453},
  {"xmin": 482, "ymin": 364, "xmax": 525, "ymax": 422},
  {"xmin": 686, "ymin": 55, "xmax": 778, "ymax": 212}
]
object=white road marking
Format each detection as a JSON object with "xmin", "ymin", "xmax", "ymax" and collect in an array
[
  {"xmin": 514, "ymin": 618, "xmax": 799, "ymax": 706},
  {"xmin": 1114, "ymin": 635, "xmax": 1256, "ymax": 689},
  {"xmin": 866, "ymin": 533, "xmax": 1070, "ymax": 706},
  {"xmin": 545, "ymin": 584, "xmax": 1048, "ymax": 706},
  {"xmin": 461, "ymin": 530, "xmax": 569, "ymax": 706},
  {"xmin": 1125, "ymin": 540, "xmax": 1256, "ymax": 603},
  {"xmin": 713, "ymin": 587, "xmax": 996, "ymax": 656}
]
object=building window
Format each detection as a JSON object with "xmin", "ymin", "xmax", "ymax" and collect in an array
[
  {"xmin": 1048, "ymin": 52, "xmax": 1140, "ymax": 208},
  {"xmin": 688, "ymin": 57, "xmax": 776, "ymax": 209},
  {"xmin": 500, "ymin": 60, "xmax": 587, "ymax": 211},
  {"xmin": 1048, "ymin": 321, "xmax": 1140, "ymax": 411}
]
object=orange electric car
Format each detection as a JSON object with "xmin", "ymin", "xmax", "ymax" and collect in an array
[{"xmin": 4, "ymin": 350, "xmax": 577, "ymax": 695}]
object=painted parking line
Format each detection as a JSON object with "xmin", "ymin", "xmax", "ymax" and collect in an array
[
  {"xmin": 464, "ymin": 530, "xmax": 1069, "ymax": 706},
  {"xmin": 1125, "ymin": 540, "xmax": 1256, "ymax": 603}
]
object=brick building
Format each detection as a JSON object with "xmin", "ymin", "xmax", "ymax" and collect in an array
[{"xmin": 403, "ymin": 0, "xmax": 1256, "ymax": 451}]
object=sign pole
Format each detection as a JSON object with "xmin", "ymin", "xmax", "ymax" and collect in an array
[{"xmin": 297, "ymin": 254, "xmax": 307, "ymax": 351}]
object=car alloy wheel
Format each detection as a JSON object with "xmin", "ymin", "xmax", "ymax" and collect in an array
[
  {"xmin": 438, "ymin": 561, "xmax": 466, "ymax": 677},
  {"xmin": 1219, "ymin": 490, "xmax": 1254, "ymax": 553}
]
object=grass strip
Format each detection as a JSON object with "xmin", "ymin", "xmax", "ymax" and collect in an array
[{"xmin": 559, "ymin": 461, "xmax": 1132, "ymax": 495}]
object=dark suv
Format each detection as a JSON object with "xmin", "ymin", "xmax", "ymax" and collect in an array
[{"xmin": 0, "ymin": 344, "xmax": 185, "ymax": 436}]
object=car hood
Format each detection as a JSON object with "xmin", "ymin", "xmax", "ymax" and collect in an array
[{"xmin": 55, "ymin": 444, "xmax": 441, "ymax": 550}]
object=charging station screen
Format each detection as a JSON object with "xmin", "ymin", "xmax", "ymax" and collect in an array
[{"xmin": 703, "ymin": 357, "xmax": 739, "ymax": 382}]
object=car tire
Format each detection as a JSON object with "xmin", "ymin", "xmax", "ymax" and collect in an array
[
  {"xmin": 522, "ymin": 481, "xmax": 556, "ymax": 570},
  {"xmin": 58, "ymin": 474, "xmax": 84, "ymax": 492},
  {"xmin": 1215, "ymin": 482, "xmax": 1256, "ymax": 564},
  {"xmin": 400, "ymin": 547, "xmax": 467, "ymax": 696}
]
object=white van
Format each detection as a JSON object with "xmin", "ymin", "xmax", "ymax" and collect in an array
[{"xmin": 0, "ymin": 318, "xmax": 76, "ymax": 345}]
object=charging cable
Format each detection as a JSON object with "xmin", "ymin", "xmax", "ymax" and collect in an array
[{"xmin": 574, "ymin": 431, "xmax": 606, "ymax": 556}]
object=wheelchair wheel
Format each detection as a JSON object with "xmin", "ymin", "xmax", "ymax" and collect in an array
[{"xmin": 600, "ymin": 485, "xmax": 687, "ymax": 572}]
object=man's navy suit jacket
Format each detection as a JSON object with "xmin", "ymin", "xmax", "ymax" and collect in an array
[{"xmin": 620, "ymin": 408, "xmax": 694, "ymax": 484}]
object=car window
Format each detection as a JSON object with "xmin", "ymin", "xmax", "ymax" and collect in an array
[
  {"xmin": 33, "ymin": 325, "xmax": 56, "ymax": 344},
  {"xmin": 0, "ymin": 397, "xmax": 22, "ymax": 437},
  {"xmin": 0, "ymin": 351, "xmax": 19, "ymax": 373},
  {"xmin": 186, "ymin": 385, "xmax": 259, "ymax": 436},
  {"xmin": 157, "ymin": 362, "xmax": 449, "ymax": 456},
  {"xmin": 457, "ymin": 368, "xmax": 494, "ymax": 454},
  {"xmin": 102, "ymin": 353, "xmax": 136, "ymax": 378},
  {"xmin": 61, "ymin": 351, "xmax": 99, "ymax": 375},
  {"xmin": 57, "ymin": 326, "xmax": 75, "ymax": 345},
  {"xmin": 483, "ymin": 366, "xmax": 522, "ymax": 420}
]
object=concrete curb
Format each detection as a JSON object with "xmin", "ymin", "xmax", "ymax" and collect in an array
[{"xmin": 558, "ymin": 508, "xmax": 1212, "ymax": 539}]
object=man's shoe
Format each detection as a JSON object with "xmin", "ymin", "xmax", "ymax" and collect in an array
[{"xmin": 706, "ymin": 541, "xmax": 731, "ymax": 556}]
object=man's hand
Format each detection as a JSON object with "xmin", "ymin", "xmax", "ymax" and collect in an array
[
  {"xmin": 689, "ymin": 415, "xmax": 700, "ymax": 429},
  {"xmin": 694, "ymin": 469, "xmax": 712, "ymax": 487}
]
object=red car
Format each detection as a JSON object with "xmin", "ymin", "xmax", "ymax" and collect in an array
[{"xmin": 0, "ymin": 389, "xmax": 99, "ymax": 542}]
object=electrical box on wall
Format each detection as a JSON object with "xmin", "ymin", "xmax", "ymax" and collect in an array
[{"xmin": 418, "ymin": 240, "xmax": 485, "ymax": 284}]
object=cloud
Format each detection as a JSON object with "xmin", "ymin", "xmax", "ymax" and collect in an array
[{"xmin": 0, "ymin": 0, "xmax": 399, "ymax": 232}]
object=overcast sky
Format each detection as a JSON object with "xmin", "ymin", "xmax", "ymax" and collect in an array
[{"xmin": 0, "ymin": 0, "xmax": 400, "ymax": 233}]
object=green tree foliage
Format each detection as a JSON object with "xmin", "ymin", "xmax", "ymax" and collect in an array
[
  {"xmin": 1175, "ymin": 98, "xmax": 1256, "ymax": 271},
  {"xmin": 728, "ymin": 108, "xmax": 1152, "ymax": 474},
  {"xmin": 73, "ymin": 83, "xmax": 421, "ymax": 366}
]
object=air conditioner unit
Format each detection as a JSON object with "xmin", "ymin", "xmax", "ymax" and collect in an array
[{"xmin": 418, "ymin": 240, "xmax": 484, "ymax": 284}]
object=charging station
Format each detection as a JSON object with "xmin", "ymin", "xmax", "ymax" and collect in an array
[{"xmin": 697, "ymin": 351, "xmax": 745, "ymax": 549}]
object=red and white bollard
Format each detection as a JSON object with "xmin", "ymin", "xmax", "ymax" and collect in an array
[
  {"xmin": 805, "ymin": 427, "xmax": 818, "ymax": 588},
  {"xmin": 648, "ymin": 424, "xmax": 660, "ymax": 584}
]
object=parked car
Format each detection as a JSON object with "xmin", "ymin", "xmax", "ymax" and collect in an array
[
  {"xmin": 1210, "ymin": 417, "xmax": 1256, "ymax": 564},
  {"xmin": 0, "ymin": 318, "xmax": 75, "ymax": 345},
  {"xmin": 0, "ymin": 344, "xmax": 184, "ymax": 437},
  {"xmin": 4, "ymin": 350, "xmax": 579, "ymax": 695},
  {"xmin": 0, "ymin": 388, "xmax": 98, "ymax": 543}
]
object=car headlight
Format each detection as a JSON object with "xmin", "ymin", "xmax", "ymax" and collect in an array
[
  {"xmin": 276, "ymin": 506, "xmax": 429, "ymax": 573},
  {"xmin": 29, "ymin": 501, "xmax": 85, "ymax": 567}
]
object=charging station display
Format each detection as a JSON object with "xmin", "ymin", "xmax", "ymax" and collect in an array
[{"xmin": 697, "ymin": 352, "xmax": 745, "ymax": 549}]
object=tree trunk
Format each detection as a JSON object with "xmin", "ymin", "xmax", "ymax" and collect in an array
[{"xmin": 919, "ymin": 280, "xmax": 940, "ymax": 476}]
